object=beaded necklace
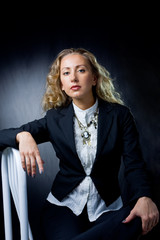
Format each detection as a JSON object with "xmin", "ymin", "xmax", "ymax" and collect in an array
[{"xmin": 74, "ymin": 108, "xmax": 98, "ymax": 146}]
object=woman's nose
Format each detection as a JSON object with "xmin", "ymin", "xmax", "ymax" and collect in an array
[{"xmin": 70, "ymin": 71, "xmax": 78, "ymax": 82}]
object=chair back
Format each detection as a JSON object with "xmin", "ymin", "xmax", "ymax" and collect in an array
[{"xmin": 1, "ymin": 147, "xmax": 33, "ymax": 240}]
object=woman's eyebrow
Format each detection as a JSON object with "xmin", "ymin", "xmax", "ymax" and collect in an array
[
  {"xmin": 76, "ymin": 64, "xmax": 87, "ymax": 68},
  {"xmin": 61, "ymin": 65, "xmax": 87, "ymax": 71},
  {"xmin": 61, "ymin": 67, "xmax": 70, "ymax": 71}
]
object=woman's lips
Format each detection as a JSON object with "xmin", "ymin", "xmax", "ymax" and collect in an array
[{"xmin": 71, "ymin": 85, "xmax": 81, "ymax": 90}]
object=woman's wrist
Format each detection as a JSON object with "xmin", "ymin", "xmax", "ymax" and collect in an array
[{"xmin": 16, "ymin": 131, "xmax": 31, "ymax": 143}]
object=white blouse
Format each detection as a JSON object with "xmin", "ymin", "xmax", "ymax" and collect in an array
[{"xmin": 47, "ymin": 99, "xmax": 123, "ymax": 222}]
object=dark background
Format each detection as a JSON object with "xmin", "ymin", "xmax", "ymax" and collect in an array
[{"xmin": 0, "ymin": 8, "xmax": 160, "ymax": 239}]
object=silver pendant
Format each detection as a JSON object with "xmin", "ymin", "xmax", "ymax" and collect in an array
[{"xmin": 81, "ymin": 131, "xmax": 91, "ymax": 145}]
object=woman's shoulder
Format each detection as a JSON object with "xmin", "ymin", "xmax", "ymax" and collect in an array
[
  {"xmin": 99, "ymin": 99, "xmax": 131, "ymax": 114},
  {"xmin": 46, "ymin": 107, "xmax": 63, "ymax": 117},
  {"xmin": 45, "ymin": 103, "xmax": 72, "ymax": 118}
]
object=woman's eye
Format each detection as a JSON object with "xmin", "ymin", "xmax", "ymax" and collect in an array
[
  {"xmin": 63, "ymin": 71, "xmax": 70, "ymax": 75},
  {"xmin": 78, "ymin": 69, "xmax": 85, "ymax": 73}
]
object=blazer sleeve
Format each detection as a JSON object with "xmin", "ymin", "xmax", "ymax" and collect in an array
[
  {"xmin": 121, "ymin": 107, "xmax": 152, "ymax": 202},
  {"xmin": 0, "ymin": 116, "xmax": 49, "ymax": 152}
]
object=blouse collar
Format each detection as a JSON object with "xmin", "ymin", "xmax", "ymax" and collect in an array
[
  {"xmin": 73, "ymin": 98, "xmax": 98, "ymax": 112},
  {"xmin": 72, "ymin": 99, "xmax": 98, "ymax": 122}
]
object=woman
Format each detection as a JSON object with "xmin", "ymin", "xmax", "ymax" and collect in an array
[{"xmin": 0, "ymin": 48, "xmax": 159, "ymax": 240}]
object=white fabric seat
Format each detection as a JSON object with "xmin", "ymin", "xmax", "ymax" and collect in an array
[{"xmin": 1, "ymin": 147, "xmax": 33, "ymax": 240}]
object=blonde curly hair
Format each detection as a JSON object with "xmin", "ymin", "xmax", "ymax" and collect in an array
[{"xmin": 42, "ymin": 48, "xmax": 124, "ymax": 111}]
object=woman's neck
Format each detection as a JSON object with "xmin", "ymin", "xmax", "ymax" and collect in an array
[{"xmin": 72, "ymin": 97, "xmax": 96, "ymax": 110}]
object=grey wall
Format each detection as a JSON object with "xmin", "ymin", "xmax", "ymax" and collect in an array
[
  {"xmin": 0, "ymin": 15, "xmax": 160, "ymax": 239},
  {"xmin": 0, "ymin": 47, "xmax": 61, "ymax": 239}
]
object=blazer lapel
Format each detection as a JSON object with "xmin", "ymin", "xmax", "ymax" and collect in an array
[
  {"xmin": 96, "ymin": 100, "xmax": 114, "ymax": 159},
  {"xmin": 58, "ymin": 103, "xmax": 85, "ymax": 172},
  {"xmin": 59, "ymin": 103, "xmax": 77, "ymax": 156}
]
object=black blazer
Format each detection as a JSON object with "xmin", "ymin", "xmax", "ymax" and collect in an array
[{"xmin": 0, "ymin": 100, "xmax": 152, "ymax": 206}]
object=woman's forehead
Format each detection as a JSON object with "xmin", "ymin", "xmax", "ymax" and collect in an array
[{"xmin": 60, "ymin": 54, "xmax": 89, "ymax": 69}]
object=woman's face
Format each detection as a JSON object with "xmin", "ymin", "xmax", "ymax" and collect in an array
[{"xmin": 60, "ymin": 54, "xmax": 97, "ymax": 104}]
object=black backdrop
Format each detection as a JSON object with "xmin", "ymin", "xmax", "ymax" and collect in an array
[{"xmin": 0, "ymin": 11, "xmax": 160, "ymax": 239}]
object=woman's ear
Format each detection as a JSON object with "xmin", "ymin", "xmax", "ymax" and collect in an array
[{"xmin": 92, "ymin": 76, "xmax": 97, "ymax": 86}]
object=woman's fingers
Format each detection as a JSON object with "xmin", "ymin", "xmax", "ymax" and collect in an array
[
  {"xmin": 123, "ymin": 197, "xmax": 159, "ymax": 235},
  {"xmin": 25, "ymin": 155, "xmax": 31, "ymax": 176},
  {"xmin": 30, "ymin": 155, "xmax": 36, "ymax": 177},
  {"xmin": 20, "ymin": 152, "xmax": 26, "ymax": 171},
  {"xmin": 20, "ymin": 150, "xmax": 44, "ymax": 177},
  {"xmin": 36, "ymin": 153, "xmax": 44, "ymax": 174},
  {"xmin": 142, "ymin": 216, "xmax": 158, "ymax": 235}
]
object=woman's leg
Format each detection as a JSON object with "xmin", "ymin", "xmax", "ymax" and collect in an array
[
  {"xmin": 40, "ymin": 201, "xmax": 91, "ymax": 240},
  {"xmin": 72, "ymin": 205, "xmax": 142, "ymax": 240}
]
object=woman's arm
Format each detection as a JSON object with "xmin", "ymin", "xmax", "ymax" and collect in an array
[
  {"xmin": 121, "ymin": 108, "xmax": 159, "ymax": 234},
  {"xmin": 0, "ymin": 116, "xmax": 49, "ymax": 177},
  {"xmin": 121, "ymin": 108, "xmax": 152, "ymax": 201},
  {"xmin": 0, "ymin": 117, "xmax": 49, "ymax": 151}
]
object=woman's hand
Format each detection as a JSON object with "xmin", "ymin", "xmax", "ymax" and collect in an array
[
  {"xmin": 16, "ymin": 131, "xmax": 44, "ymax": 177},
  {"xmin": 123, "ymin": 197, "xmax": 159, "ymax": 235}
]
